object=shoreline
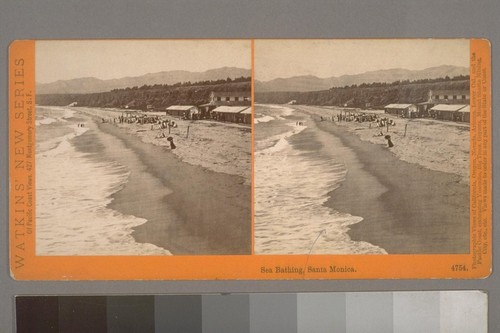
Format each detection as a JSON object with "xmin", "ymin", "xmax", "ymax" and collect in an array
[
  {"xmin": 310, "ymin": 116, "xmax": 469, "ymax": 254},
  {"xmin": 75, "ymin": 113, "xmax": 251, "ymax": 255},
  {"xmin": 298, "ymin": 105, "xmax": 470, "ymax": 184},
  {"xmin": 77, "ymin": 107, "xmax": 251, "ymax": 181}
]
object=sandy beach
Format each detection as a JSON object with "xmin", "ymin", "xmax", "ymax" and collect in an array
[
  {"xmin": 79, "ymin": 107, "xmax": 251, "ymax": 181},
  {"xmin": 299, "ymin": 105, "xmax": 470, "ymax": 184},
  {"xmin": 73, "ymin": 107, "xmax": 251, "ymax": 255},
  {"xmin": 291, "ymin": 105, "xmax": 469, "ymax": 254}
]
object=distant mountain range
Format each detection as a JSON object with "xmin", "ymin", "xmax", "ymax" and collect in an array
[
  {"xmin": 255, "ymin": 65, "xmax": 469, "ymax": 92},
  {"xmin": 36, "ymin": 67, "xmax": 251, "ymax": 94}
]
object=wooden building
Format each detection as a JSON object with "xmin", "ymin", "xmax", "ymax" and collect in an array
[
  {"xmin": 384, "ymin": 104, "xmax": 417, "ymax": 117},
  {"xmin": 198, "ymin": 103, "xmax": 217, "ymax": 119},
  {"xmin": 210, "ymin": 91, "xmax": 251, "ymax": 106},
  {"xmin": 430, "ymin": 104, "xmax": 468, "ymax": 121},
  {"xmin": 430, "ymin": 90, "xmax": 470, "ymax": 105},
  {"xmin": 456, "ymin": 105, "xmax": 470, "ymax": 123},
  {"xmin": 416, "ymin": 102, "xmax": 434, "ymax": 117},
  {"xmin": 212, "ymin": 106, "xmax": 251, "ymax": 123},
  {"xmin": 166, "ymin": 105, "xmax": 199, "ymax": 118},
  {"xmin": 240, "ymin": 107, "xmax": 252, "ymax": 124}
]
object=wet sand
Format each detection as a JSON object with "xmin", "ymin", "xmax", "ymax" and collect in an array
[
  {"xmin": 288, "ymin": 105, "xmax": 469, "ymax": 254},
  {"xmin": 75, "ymin": 115, "xmax": 251, "ymax": 255}
]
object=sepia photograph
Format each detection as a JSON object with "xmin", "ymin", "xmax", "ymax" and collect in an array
[
  {"xmin": 9, "ymin": 38, "xmax": 490, "ymax": 279},
  {"xmin": 34, "ymin": 40, "xmax": 252, "ymax": 256},
  {"xmin": 254, "ymin": 39, "xmax": 470, "ymax": 255}
]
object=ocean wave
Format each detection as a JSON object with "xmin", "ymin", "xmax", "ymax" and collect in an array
[
  {"xmin": 256, "ymin": 123, "xmax": 307, "ymax": 154},
  {"xmin": 258, "ymin": 104, "xmax": 295, "ymax": 119},
  {"xmin": 39, "ymin": 124, "xmax": 89, "ymax": 156},
  {"xmin": 36, "ymin": 107, "xmax": 171, "ymax": 256},
  {"xmin": 36, "ymin": 141, "xmax": 171, "ymax": 255},
  {"xmin": 254, "ymin": 115, "xmax": 386, "ymax": 255}
]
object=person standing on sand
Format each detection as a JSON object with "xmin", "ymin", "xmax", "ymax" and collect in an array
[
  {"xmin": 167, "ymin": 136, "xmax": 176, "ymax": 150},
  {"xmin": 384, "ymin": 135, "xmax": 394, "ymax": 148}
]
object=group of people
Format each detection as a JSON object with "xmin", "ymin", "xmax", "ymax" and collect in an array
[
  {"xmin": 332, "ymin": 112, "xmax": 397, "ymax": 148},
  {"xmin": 117, "ymin": 114, "xmax": 158, "ymax": 125},
  {"xmin": 331, "ymin": 113, "xmax": 396, "ymax": 127},
  {"xmin": 158, "ymin": 119, "xmax": 178, "ymax": 129},
  {"xmin": 111, "ymin": 113, "xmax": 181, "ymax": 132},
  {"xmin": 374, "ymin": 117, "xmax": 396, "ymax": 127}
]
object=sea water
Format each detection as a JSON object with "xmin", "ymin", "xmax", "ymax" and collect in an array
[
  {"xmin": 254, "ymin": 105, "xmax": 386, "ymax": 254},
  {"xmin": 35, "ymin": 106, "xmax": 171, "ymax": 255}
]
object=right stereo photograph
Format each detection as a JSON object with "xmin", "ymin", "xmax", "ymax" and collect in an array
[{"xmin": 253, "ymin": 39, "xmax": 489, "ymax": 264}]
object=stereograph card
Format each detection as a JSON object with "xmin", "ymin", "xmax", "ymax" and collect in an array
[{"xmin": 9, "ymin": 39, "xmax": 491, "ymax": 280}]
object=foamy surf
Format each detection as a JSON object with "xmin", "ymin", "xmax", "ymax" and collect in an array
[
  {"xmin": 254, "ymin": 105, "xmax": 387, "ymax": 255},
  {"xmin": 36, "ymin": 106, "xmax": 171, "ymax": 255},
  {"xmin": 254, "ymin": 115, "xmax": 275, "ymax": 124},
  {"xmin": 256, "ymin": 103, "xmax": 294, "ymax": 118},
  {"xmin": 256, "ymin": 123, "xmax": 306, "ymax": 153},
  {"xmin": 35, "ymin": 117, "xmax": 57, "ymax": 126}
]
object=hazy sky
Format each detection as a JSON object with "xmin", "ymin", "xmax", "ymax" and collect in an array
[
  {"xmin": 255, "ymin": 39, "xmax": 470, "ymax": 81},
  {"xmin": 36, "ymin": 40, "xmax": 251, "ymax": 83}
]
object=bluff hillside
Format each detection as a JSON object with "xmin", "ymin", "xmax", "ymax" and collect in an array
[
  {"xmin": 37, "ymin": 78, "xmax": 251, "ymax": 109},
  {"xmin": 255, "ymin": 77, "xmax": 469, "ymax": 108}
]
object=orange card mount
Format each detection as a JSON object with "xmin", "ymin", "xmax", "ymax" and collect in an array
[{"xmin": 9, "ymin": 39, "xmax": 491, "ymax": 280}]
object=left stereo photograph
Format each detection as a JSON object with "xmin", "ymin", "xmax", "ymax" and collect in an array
[{"xmin": 9, "ymin": 40, "xmax": 253, "ymax": 279}]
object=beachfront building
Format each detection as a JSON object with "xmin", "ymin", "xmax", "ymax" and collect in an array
[
  {"xmin": 198, "ymin": 103, "xmax": 218, "ymax": 119},
  {"xmin": 210, "ymin": 91, "xmax": 251, "ymax": 106},
  {"xmin": 166, "ymin": 105, "xmax": 199, "ymax": 119},
  {"xmin": 240, "ymin": 107, "xmax": 252, "ymax": 124},
  {"xmin": 430, "ymin": 104, "xmax": 468, "ymax": 121},
  {"xmin": 430, "ymin": 90, "xmax": 470, "ymax": 105},
  {"xmin": 384, "ymin": 104, "xmax": 418, "ymax": 117},
  {"xmin": 456, "ymin": 105, "xmax": 470, "ymax": 122},
  {"xmin": 212, "ymin": 106, "xmax": 251, "ymax": 123},
  {"xmin": 416, "ymin": 102, "xmax": 434, "ymax": 117}
]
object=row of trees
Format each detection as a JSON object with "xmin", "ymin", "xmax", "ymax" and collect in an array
[
  {"xmin": 256, "ymin": 79, "xmax": 470, "ymax": 108},
  {"xmin": 37, "ymin": 80, "xmax": 251, "ymax": 109},
  {"xmin": 113, "ymin": 76, "xmax": 251, "ymax": 92},
  {"xmin": 338, "ymin": 75, "xmax": 470, "ymax": 89}
]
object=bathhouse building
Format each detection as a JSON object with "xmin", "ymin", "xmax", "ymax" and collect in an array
[
  {"xmin": 384, "ymin": 104, "xmax": 418, "ymax": 117},
  {"xmin": 430, "ymin": 90, "xmax": 470, "ymax": 105},
  {"xmin": 456, "ymin": 105, "xmax": 470, "ymax": 122},
  {"xmin": 166, "ymin": 105, "xmax": 199, "ymax": 118},
  {"xmin": 212, "ymin": 106, "xmax": 251, "ymax": 123},
  {"xmin": 430, "ymin": 104, "xmax": 468, "ymax": 121},
  {"xmin": 210, "ymin": 91, "xmax": 251, "ymax": 106}
]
